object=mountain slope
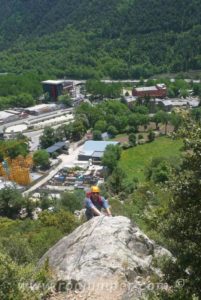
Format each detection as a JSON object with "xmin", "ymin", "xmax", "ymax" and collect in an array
[
  {"xmin": 0, "ymin": 0, "xmax": 200, "ymax": 78},
  {"xmin": 0, "ymin": 0, "xmax": 200, "ymax": 43}
]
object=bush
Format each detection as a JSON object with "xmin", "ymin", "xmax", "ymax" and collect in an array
[
  {"xmin": 0, "ymin": 252, "xmax": 21, "ymax": 300},
  {"xmin": 0, "ymin": 187, "xmax": 25, "ymax": 218},
  {"xmin": 128, "ymin": 133, "xmax": 137, "ymax": 147},
  {"xmin": 147, "ymin": 130, "xmax": 155, "ymax": 142},
  {"xmin": 33, "ymin": 150, "xmax": 50, "ymax": 170},
  {"xmin": 122, "ymin": 142, "xmax": 131, "ymax": 150},
  {"xmin": 0, "ymin": 235, "xmax": 34, "ymax": 264},
  {"xmin": 93, "ymin": 130, "xmax": 102, "ymax": 140},
  {"xmin": 138, "ymin": 139, "xmax": 146, "ymax": 145},
  {"xmin": 39, "ymin": 210, "xmax": 79, "ymax": 233},
  {"xmin": 60, "ymin": 191, "xmax": 84, "ymax": 213}
]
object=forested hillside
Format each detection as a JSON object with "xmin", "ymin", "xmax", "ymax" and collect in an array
[{"xmin": 0, "ymin": 0, "xmax": 200, "ymax": 78}]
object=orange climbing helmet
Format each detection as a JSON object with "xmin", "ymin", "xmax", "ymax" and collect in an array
[{"xmin": 91, "ymin": 186, "xmax": 100, "ymax": 193}]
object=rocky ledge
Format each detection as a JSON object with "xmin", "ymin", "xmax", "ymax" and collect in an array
[{"xmin": 39, "ymin": 216, "xmax": 171, "ymax": 299}]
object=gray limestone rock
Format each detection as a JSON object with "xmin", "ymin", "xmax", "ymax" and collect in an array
[{"xmin": 39, "ymin": 216, "xmax": 171, "ymax": 299}]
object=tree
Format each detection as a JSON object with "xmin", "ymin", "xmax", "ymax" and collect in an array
[
  {"xmin": 94, "ymin": 120, "xmax": 107, "ymax": 132},
  {"xmin": 152, "ymin": 111, "xmax": 163, "ymax": 130},
  {"xmin": 102, "ymin": 144, "xmax": 122, "ymax": 174},
  {"xmin": 126, "ymin": 125, "xmax": 138, "ymax": 134},
  {"xmin": 33, "ymin": 150, "xmax": 50, "ymax": 170},
  {"xmin": 159, "ymin": 111, "xmax": 170, "ymax": 135},
  {"xmin": 139, "ymin": 114, "xmax": 150, "ymax": 128},
  {"xmin": 191, "ymin": 108, "xmax": 201, "ymax": 123},
  {"xmin": 128, "ymin": 133, "xmax": 137, "ymax": 147},
  {"xmin": 107, "ymin": 125, "xmax": 118, "ymax": 137},
  {"xmin": 159, "ymin": 120, "xmax": 201, "ymax": 298},
  {"xmin": 61, "ymin": 124, "xmax": 73, "ymax": 140},
  {"xmin": 114, "ymin": 116, "xmax": 128, "ymax": 133},
  {"xmin": 153, "ymin": 111, "xmax": 169, "ymax": 134},
  {"xmin": 9, "ymin": 93, "xmax": 35, "ymax": 108},
  {"xmin": 76, "ymin": 103, "xmax": 103, "ymax": 128},
  {"xmin": 147, "ymin": 130, "xmax": 155, "ymax": 142},
  {"xmin": 170, "ymin": 112, "xmax": 183, "ymax": 132},
  {"xmin": 107, "ymin": 166, "xmax": 127, "ymax": 194},
  {"xmin": 40, "ymin": 127, "xmax": 56, "ymax": 149},
  {"xmin": 0, "ymin": 187, "xmax": 25, "ymax": 218},
  {"xmin": 128, "ymin": 114, "xmax": 141, "ymax": 129},
  {"xmin": 132, "ymin": 105, "xmax": 149, "ymax": 115},
  {"xmin": 179, "ymin": 88, "xmax": 189, "ymax": 98},
  {"xmin": 71, "ymin": 120, "xmax": 86, "ymax": 141},
  {"xmin": 86, "ymin": 80, "xmax": 121, "ymax": 99},
  {"xmin": 192, "ymin": 83, "xmax": 201, "ymax": 98},
  {"xmin": 167, "ymin": 87, "xmax": 176, "ymax": 98},
  {"xmin": 54, "ymin": 126, "xmax": 66, "ymax": 142},
  {"xmin": 145, "ymin": 157, "xmax": 174, "ymax": 183},
  {"xmin": 58, "ymin": 94, "xmax": 73, "ymax": 107},
  {"xmin": 60, "ymin": 191, "xmax": 83, "ymax": 213},
  {"xmin": 0, "ymin": 252, "xmax": 21, "ymax": 300},
  {"xmin": 6, "ymin": 142, "xmax": 29, "ymax": 159},
  {"xmin": 93, "ymin": 130, "xmax": 102, "ymax": 141}
]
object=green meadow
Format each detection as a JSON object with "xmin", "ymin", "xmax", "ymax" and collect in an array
[{"xmin": 119, "ymin": 137, "xmax": 183, "ymax": 182}]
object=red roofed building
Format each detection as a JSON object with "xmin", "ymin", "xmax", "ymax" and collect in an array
[{"xmin": 132, "ymin": 84, "xmax": 167, "ymax": 98}]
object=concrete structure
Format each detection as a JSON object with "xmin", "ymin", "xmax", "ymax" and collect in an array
[
  {"xmin": 122, "ymin": 88, "xmax": 132, "ymax": 96},
  {"xmin": 0, "ymin": 111, "xmax": 19, "ymax": 124},
  {"xmin": 132, "ymin": 84, "xmax": 167, "ymax": 98},
  {"xmin": 124, "ymin": 96, "xmax": 137, "ymax": 107},
  {"xmin": 25, "ymin": 104, "xmax": 58, "ymax": 115},
  {"xmin": 5, "ymin": 110, "xmax": 21, "ymax": 116},
  {"xmin": 78, "ymin": 140, "xmax": 119, "ymax": 162},
  {"xmin": 156, "ymin": 99, "xmax": 173, "ymax": 112},
  {"xmin": 30, "ymin": 114, "xmax": 74, "ymax": 130},
  {"xmin": 5, "ymin": 124, "xmax": 28, "ymax": 133},
  {"xmin": 153, "ymin": 97, "xmax": 200, "ymax": 112}
]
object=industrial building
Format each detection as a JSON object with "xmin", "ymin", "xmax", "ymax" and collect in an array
[
  {"xmin": 78, "ymin": 141, "xmax": 119, "ymax": 162},
  {"xmin": 30, "ymin": 114, "xmax": 74, "ymax": 130},
  {"xmin": 151, "ymin": 97, "xmax": 200, "ymax": 112},
  {"xmin": 132, "ymin": 84, "xmax": 167, "ymax": 98},
  {"xmin": 42, "ymin": 80, "xmax": 74, "ymax": 101},
  {"xmin": 24, "ymin": 103, "xmax": 58, "ymax": 115}
]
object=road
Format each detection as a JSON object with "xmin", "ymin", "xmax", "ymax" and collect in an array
[
  {"xmin": 22, "ymin": 143, "xmax": 83, "ymax": 197},
  {"xmin": 23, "ymin": 129, "xmax": 43, "ymax": 151},
  {"xmin": 70, "ymin": 79, "xmax": 201, "ymax": 85}
]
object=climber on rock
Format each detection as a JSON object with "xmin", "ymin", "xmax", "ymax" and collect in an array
[{"xmin": 84, "ymin": 186, "xmax": 112, "ymax": 220}]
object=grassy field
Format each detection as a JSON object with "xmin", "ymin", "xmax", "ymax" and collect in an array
[{"xmin": 119, "ymin": 137, "xmax": 183, "ymax": 182}]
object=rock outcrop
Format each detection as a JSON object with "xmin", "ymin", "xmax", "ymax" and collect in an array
[{"xmin": 40, "ymin": 216, "xmax": 171, "ymax": 299}]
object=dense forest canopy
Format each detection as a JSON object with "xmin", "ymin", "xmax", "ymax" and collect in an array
[
  {"xmin": 0, "ymin": 0, "xmax": 200, "ymax": 79},
  {"xmin": 0, "ymin": 0, "xmax": 200, "ymax": 41}
]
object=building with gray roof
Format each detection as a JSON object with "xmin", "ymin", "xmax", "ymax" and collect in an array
[
  {"xmin": 78, "ymin": 140, "xmax": 119, "ymax": 162},
  {"xmin": 46, "ymin": 141, "xmax": 69, "ymax": 155}
]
